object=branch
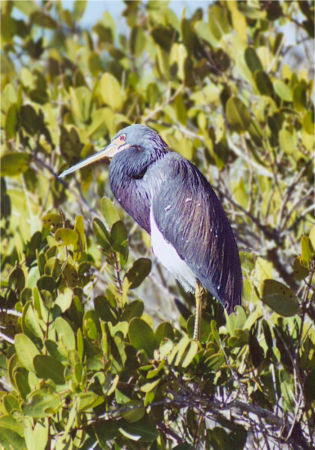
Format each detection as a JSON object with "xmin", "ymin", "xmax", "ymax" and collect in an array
[{"xmin": 143, "ymin": 85, "xmax": 185, "ymax": 124}]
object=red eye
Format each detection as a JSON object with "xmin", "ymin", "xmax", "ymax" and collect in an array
[{"xmin": 120, "ymin": 135, "xmax": 125, "ymax": 141}]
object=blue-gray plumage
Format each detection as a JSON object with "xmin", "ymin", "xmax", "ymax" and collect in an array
[{"xmin": 60, "ymin": 124, "xmax": 242, "ymax": 337}]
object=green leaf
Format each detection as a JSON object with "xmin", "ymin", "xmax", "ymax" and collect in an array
[
  {"xmin": 22, "ymin": 301, "xmax": 44, "ymax": 340},
  {"xmin": 20, "ymin": 104, "xmax": 40, "ymax": 135},
  {"xmin": 125, "ymin": 258, "xmax": 152, "ymax": 289},
  {"xmin": 74, "ymin": 216, "xmax": 86, "ymax": 252},
  {"xmin": 238, "ymin": 4, "xmax": 266, "ymax": 19},
  {"xmin": 273, "ymin": 80, "xmax": 292, "ymax": 101},
  {"xmin": 205, "ymin": 352, "xmax": 225, "ymax": 370},
  {"xmin": 130, "ymin": 26, "xmax": 146, "ymax": 57},
  {"xmin": 155, "ymin": 322, "xmax": 174, "ymax": 343},
  {"xmin": 255, "ymin": 71, "xmax": 274, "ymax": 96},
  {"xmin": 88, "ymin": 52, "xmax": 102, "ymax": 76},
  {"xmin": 9, "ymin": 267, "xmax": 25, "ymax": 291},
  {"xmin": 5, "ymin": 104, "xmax": 17, "ymax": 139},
  {"xmin": 128, "ymin": 318, "xmax": 157, "ymax": 357},
  {"xmin": 181, "ymin": 340, "xmax": 198, "ymax": 368},
  {"xmin": 60, "ymin": 126, "xmax": 83, "ymax": 164},
  {"xmin": 292, "ymin": 257, "xmax": 309, "ymax": 280},
  {"xmin": 302, "ymin": 111, "xmax": 314, "ymax": 135},
  {"xmin": 121, "ymin": 401, "xmax": 145, "ymax": 423},
  {"xmin": 169, "ymin": 335, "xmax": 190, "ymax": 365},
  {"xmin": 0, "ymin": 153, "xmax": 31, "ymax": 176},
  {"xmin": 226, "ymin": 97, "xmax": 251, "ymax": 132},
  {"xmin": 279, "ymin": 127, "xmax": 297, "ymax": 154},
  {"xmin": 14, "ymin": 367, "xmax": 31, "ymax": 399},
  {"xmin": 244, "ymin": 47, "xmax": 263, "ymax": 73},
  {"xmin": 209, "ymin": 4, "xmax": 230, "ymax": 41},
  {"xmin": 121, "ymin": 420, "xmax": 158, "ymax": 442},
  {"xmin": 78, "ymin": 392, "xmax": 104, "ymax": 411},
  {"xmin": 121, "ymin": 300, "xmax": 144, "ymax": 322},
  {"xmin": 23, "ymin": 391, "xmax": 60, "ymax": 418},
  {"xmin": 3, "ymin": 393, "xmax": 19, "ymax": 413},
  {"xmin": 293, "ymin": 81, "xmax": 307, "ymax": 111},
  {"xmin": 55, "ymin": 228, "xmax": 79, "ymax": 246},
  {"xmin": 0, "ymin": 415, "xmax": 24, "ymax": 437},
  {"xmin": 151, "ymin": 25, "xmax": 177, "ymax": 52},
  {"xmin": 194, "ymin": 21, "xmax": 217, "ymax": 47},
  {"xmin": 44, "ymin": 257, "xmax": 62, "ymax": 279},
  {"xmin": 262, "ymin": 279, "xmax": 299, "ymax": 316},
  {"xmin": 55, "ymin": 288, "xmax": 73, "ymax": 313},
  {"xmin": 0, "ymin": 429, "xmax": 25, "ymax": 450},
  {"xmin": 73, "ymin": 0, "xmax": 87, "ymax": 20},
  {"xmin": 92, "ymin": 218, "xmax": 111, "ymax": 251},
  {"xmin": 249, "ymin": 329, "xmax": 264, "ymax": 368},
  {"xmin": 41, "ymin": 213, "xmax": 62, "ymax": 228},
  {"xmin": 15, "ymin": 333, "xmax": 39, "ymax": 372},
  {"xmin": 37, "ymin": 275, "xmax": 56, "ymax": 293},
  {"xmin": 100, "ymin": 197, "xmax": 120, "ymax": 228},
  {"xmin": 111, "ymin": 220, "xmax": 128, "ymax": 250},
  {"xmin": 24, "ymin": 420, "xmax": 49, "ymax": 450},
  {"xmin": 55, "ymin": 317, "xmax": 76, "ymax": 351},
  {"xmin": 62, "ymin": 262, "xmax": 78, "ymax": 287},
  {"xmin": 100, "ymin": 73, "xmax": 124, "ymax": 110},
  {"xmin": 170, "ymin": 43, "xmax": 188, "ymax": 82},
  {"xmin": 304, "ymin": 369, "xmax": 315, "ymax": 403},
  {"xmin": 83, "ymin": 310, "xmax": 100, "ymax": 340},
  {"xmin": 309, "ymin": 226, "xmax": 315, "ymax": 250},
  {"xmin": 140, "ymin": 379, "xmax": 160, "ymax": 393},
  {"xmin": 301, "ymin": 235, "xmax": 314, "ymax": 267},
  {"xmin": 34, "ymin": 355, "xmax": 65, "ymax": 384},
  {"xmin": 31, "ymin": 11, "xmax": 57, "ymax": 28},
  {"xmin": 77, "ymin": 328, "xmax": 84, "ymax": 360},
  {"xmin": 70, "ymin": 86, "xmax": 91, "ymax": 123}
]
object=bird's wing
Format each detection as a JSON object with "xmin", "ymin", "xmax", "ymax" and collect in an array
[{"xmin": 151, "ymin": 154, "xmax": 242, "ymax": 313}]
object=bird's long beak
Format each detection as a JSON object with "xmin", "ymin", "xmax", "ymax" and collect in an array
[{"xmin": 59, "ymin": 136, "xmax": 126, "ymax": 178}]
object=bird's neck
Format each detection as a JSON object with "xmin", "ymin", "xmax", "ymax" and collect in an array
[{"xmin": 109, "ymin": 151, "xmax": 167, "ymax": 233}]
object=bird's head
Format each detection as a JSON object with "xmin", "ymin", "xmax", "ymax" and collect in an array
[{"xmin": 59, "ymin": 124, "xmax": 168, "ymax": 178}]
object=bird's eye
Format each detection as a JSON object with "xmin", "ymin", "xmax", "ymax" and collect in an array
[{"xmin": 119, "ymin": 134, "xmax": 126, "ymax": 142}]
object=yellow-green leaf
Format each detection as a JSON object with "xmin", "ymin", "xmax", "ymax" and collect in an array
[
  {"xmin": 273, "ymin": 80, "xmax": 292, "ymax": 101},
  {"xmin": 5, "ymin": 104, "xmax": 17, "ymax": 139},
  {"xmin": 100, "ymin": 197, "xmax": 120, "ymax": 228},
  {"xmin": 244, "ymin": 47, "xmax": 263, "ymax": 73},
  {"xmin": 100, "ymin": 73, "xmax": 124, "ymax": 110},
  {"xmin": 128, "ymin": 318, "xmax": 156, "ymax": 357},
  {"xmin": 15, "ymin": 334, "xmax": 39, "ymax": 372},
  {"xmin": 301, "ymin": 235, "xmax": 314, "ymax": 267},
  {"xmin": 55, "ymin": 228, "xmax": 78, "ymax": 246},
  {"xmin": 125, "ymin": 258, "xmax": 151, "ymax": 289},
  {"xmin": 279, "ymin": 127, "xmax": 297, "ymax": 154},
  {"xmin": 1, "ymin": 153, "xmax": 31, "ymax": 176},
  {"xmin": 226, "ymin": 97, "xmax": 251, "ymax": 132},
  {"xmin": 262, "ymin": 279, "xmax": 299, "ymax": 316}
]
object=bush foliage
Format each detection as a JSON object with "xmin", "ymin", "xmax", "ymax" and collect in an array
[{"xmin": 1, "ymin": 1, "xmax": 314, "ymax": 449}]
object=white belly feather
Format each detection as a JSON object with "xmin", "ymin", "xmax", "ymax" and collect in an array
[{"xmin": 150, "ymin": 208, "xmax": 196, "ymax": 292}]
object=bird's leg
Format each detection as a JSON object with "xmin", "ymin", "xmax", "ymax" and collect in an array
[{"xmin": 193, "ymin": 280, "xmax": 205, "ymax": 341}]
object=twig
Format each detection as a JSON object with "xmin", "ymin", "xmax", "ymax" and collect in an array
[
  {"xmin": 32, "ymin": 154, "xmax": 98, "ymax": 217},
  {"xmin": 279, "ymin": 157, "xmax": 314, "ymax": 229},
  {"xmin": 227, "ymin": 137, "xmax": 273, "ymax": 179},
  {"xmin": 143, "ymin": 85, "xmax": 185, "ymax": 124}
]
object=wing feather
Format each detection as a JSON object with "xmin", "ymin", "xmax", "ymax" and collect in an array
[{"xmin": 152, "ymin": 154, "xmax": 242, "ymax": 312}]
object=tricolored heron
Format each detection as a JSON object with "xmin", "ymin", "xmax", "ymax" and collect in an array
[{"xmin": 60, "ymin": 125, "xmax": 242, "ymax": 340}]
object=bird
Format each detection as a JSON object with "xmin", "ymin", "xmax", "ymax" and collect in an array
[{"xmin": 60, "ymin": 124, "xmax": 242, "ymax": 340}]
